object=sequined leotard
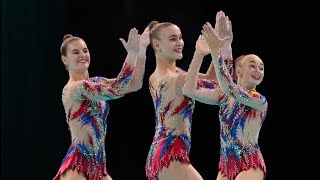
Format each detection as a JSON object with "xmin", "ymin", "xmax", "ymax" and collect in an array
[
  {"xmin": 214, "ymin": 55, "xmax": 268, "ymax": 180},
  {"xmin": 53, "ymin": 63, "xmax": 134, "ymax": 180},
  {"xmin": 145, "ymin": 68, "xmax": 216, "ymax": 180}
]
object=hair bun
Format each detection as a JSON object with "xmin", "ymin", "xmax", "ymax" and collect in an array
[{"xmin": 63, "ymin": 34, "xmax": 73, "ymax": 41}]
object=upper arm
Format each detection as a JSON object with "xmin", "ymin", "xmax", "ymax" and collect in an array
[
  {"xmin": 231, "ymin": 87, "xmax": 268, "ymax": 111},
  {"xmin": 184, "ymin": 87, "xmax": 222, "ymax": 105},
  {"xmin": 179, "ymin": 72, "xmax": 222, "ymax": 105},
  {"xmin": 69, "ymin": 79, "xmax": 124, "ymax": 101}
]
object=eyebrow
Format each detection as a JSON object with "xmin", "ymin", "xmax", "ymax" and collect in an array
[
  {"xmin": 168, "ymin": 34, "xmax": 181, "ymax": 38},
  {"xmin": 71, "ymin": 48, "xmax": 88, "ymax": 52},
  {"xmin": 248, "ymin": 60, "xmax": 264, "ymax": 66}
]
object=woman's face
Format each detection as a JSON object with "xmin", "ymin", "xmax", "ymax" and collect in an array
[
  {"xmin": 62, "ymin": 39, "xmax": 90, "ymax": 72},
  {"xmin": 154, "ymin": 25, "xmax": 184, "ymax": 60},
  {"xmin": 237, "ymin": 54, "xmax": 264, "ymax": 87}
]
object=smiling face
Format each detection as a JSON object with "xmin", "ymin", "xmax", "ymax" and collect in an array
[
  {"xmin": 236, "ymin": 54, "xmax": 264, "ymax": 90},
  {"xmin": 150, "ymin": 23, "xmax": 184, "ymax": 61},
  {"xmin": 61, "ymin": 39, "xmax": 90, "ymax": 73}
]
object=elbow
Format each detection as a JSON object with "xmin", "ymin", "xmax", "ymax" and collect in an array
[
  {"xmin": 219, "ymin": 86, "xmax": 230, "ymax": 95},
  {"xmin": 206, "ymin": 73, "xmax": 217, "ymax": 81},
  {"xmin": 134, "ymin": 83, "xmax": 143, "ymax": 92},
  {"xmin": 127, "ymin": 82, "xmax": 143, "ymax": 93},
  {"xmin": 252, "ymin": 103, "xmax": 265, "ymax": 112},
  {"xmin": 182, "ymin": 88, "xmax": 194, "ymax": 98}
]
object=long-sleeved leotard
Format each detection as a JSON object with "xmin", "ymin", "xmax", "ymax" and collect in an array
[
  {"xmin": 53, "ymin": 63, "xmax": 134, "ymax": 180},
  {"xmin": 145, "ymin": 68, "xmax": 217, "ymax": 180},
  {"xmin": 213, "ymin": 54, "xmax": 268, "ymax": 180}
]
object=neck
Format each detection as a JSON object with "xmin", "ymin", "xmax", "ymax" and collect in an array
[
  {"xmin": 237, "ymin": 80, "xmax": 256, "ymax": 91},
  {"xmin": 69, "ymin": 70, "xmax": 89, "ymax": 82},
  {"xmin": 155, "ymin": 57, "xmax": 176, "ymax": 74}
]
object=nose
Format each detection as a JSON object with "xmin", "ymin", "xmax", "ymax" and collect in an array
[
  {"xmin": 176, "ymin": 39, "xmax": 183, "ymax": 46},
  {"xmin": 79, "ymin": 51, "xmax": 85, "ymax": 58}
]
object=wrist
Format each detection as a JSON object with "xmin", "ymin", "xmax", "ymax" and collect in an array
[{"xmin": 194, "ymin": 50, "xmax": 206, "ymax": 58}]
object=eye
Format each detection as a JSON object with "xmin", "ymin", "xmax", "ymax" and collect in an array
[{"xmin": 170, "ymin": 38, "xmax": 177, "ymax": 41}]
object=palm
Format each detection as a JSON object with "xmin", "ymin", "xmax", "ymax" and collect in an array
[
  {"xmin": 202, "ymin": 23, "xmax": 230, "ymax": 50},
  {"xmin": 140, "ymin": 27, "xmax": 150, "ymax": 48},
  {"xmin": 120, "ymin": 28, "xmax": 140, "ymax": 54},
  {"xmin": 214, "ymin": 12, "xmax": 233, "ymax": 45},
  {"xmin": 196, "ymin": 35, "xmax": 210, "ymax": 56}
]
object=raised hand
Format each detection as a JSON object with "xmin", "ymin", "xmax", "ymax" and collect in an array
[
  {"xmin": 214, "ymin": 11, "xmax": 233, "ymax": 47},
  {"xmin": 140, "ymin": 26, "xmax": 150, "ymax": 49},
  {"xmin": 195, "ymin": 35, "xmax": 210, "ymax": 56},
  {"xmin": 201, "ymin": 22, "xmax": 231, "ymax": 51},
  {"xmin": 119, "ymin": 28, "xmax": 140, "ymax": 55}
]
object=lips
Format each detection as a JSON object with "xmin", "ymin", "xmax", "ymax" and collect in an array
[
  {"xmin": 174, "ymin": 48, "xmax": 183, "ymax": 53},
  {"xmin": 78, "ymin": 59, "xmax": 87, "ymax": 63},
  {"xmin": 251, "ymin": 74, "xmax": 260, "ymax": 80}
]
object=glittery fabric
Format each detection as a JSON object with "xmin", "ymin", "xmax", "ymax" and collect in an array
[
  {"xmin": 53, "ymin": 63, "xmax": 134, "ymax": 180},
  {"xmin": 145, "ymin": 68, "xmax": 216, "ymax": 180},
  {"xmin": 214, "ymin": 55, "xmax": 268, "ymax": 180}
]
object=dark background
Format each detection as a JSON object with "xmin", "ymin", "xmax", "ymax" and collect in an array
[{"xmin": 2, "ymin": 0, "xmax": 318, "ymax": 179}]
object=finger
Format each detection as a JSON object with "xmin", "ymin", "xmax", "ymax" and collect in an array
[
  {"xmin": 216, "ymin": 11, "xmax": 220, "ymax": 22},
  {"xmin": 204, "ymin": 24, "xmax": 215, "ymax": 37},
  {"xmin": 202, "ymin": 25, "xmax": 211, "ymax": 37},
  {"xmin": 135, "ymin": 28, "xmax": 139, "ymax": 41},
  {"xmin": 219, "ymin": 16, "xmax": 225, "ymax": 31},
  {"xmin": 119, "ymin": 38, "xmax": 127, "ymax": 48},
  {"xmin": 215, "ymin": 11, "xmax": 219, "ymax": 25},
  {"xmin": 201, "ymin": 30, "xmax": 208, "ymax": 40},
  {"xmin": 206, "ymin": 22, "xmax": 213, "ymax": 28},
  {"xmin": 132, "ymin": 28, "xmax": 138, "ymax": 41},
  {"xmin": 137, "ymin": 34, "xmax": 141, "ymax": 44},
  {"xmin": 129, "ymin": 28, "xmax": 135, "ymax": 41},
  {"xmin": 229, "ymin": 20, "xmax": 232, "ymax": 32},
  {"xmin": 221, "ymin": 11, "xmax": 225, "ymax": 17}
]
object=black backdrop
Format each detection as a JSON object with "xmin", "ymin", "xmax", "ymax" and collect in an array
[{"xmin": 2, "ymin": 0, "xmax": 318, "ymax": 179}]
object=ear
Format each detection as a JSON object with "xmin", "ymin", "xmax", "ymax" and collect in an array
[
  {"xmin": 61, "ymin": 56, "xmax": 68, "ymax": 65},
  {"xmin": 236, "ymin": 67, "xmax": 241, "ymax": 77},
  {"xmin": 153, "ymin": 41, "xmax": 160, "ymax": 50}
]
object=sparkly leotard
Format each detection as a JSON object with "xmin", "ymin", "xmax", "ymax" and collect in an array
[
  {"xmin": 53, "ymin": 63, "xmax": 134, "ymax": 180},
  {"xmin": 215, "ymin": 55, "xmax": 268, "ymax": 180},
  {"xmin": 145, "ymin": 68, "xmax": 216, "ymax": 180}
]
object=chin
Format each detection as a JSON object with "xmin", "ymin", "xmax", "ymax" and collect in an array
[{"xmin": 176, "ymin": 54, "xmax": 183, "ymax": 60}]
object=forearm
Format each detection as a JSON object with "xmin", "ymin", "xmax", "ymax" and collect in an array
[
  {"xmin": 201, "ymin": 47, "xmax": 232, "ymax": 80},
  {"xmin": 221, "ymin": 46, "xmax": 234, "ymax": 76},
  {"xmin": 111, "ymin": 62, "xmax": 135, "ymax": 95},
  {"xmin": 201, "ymin": 59, "xmax": 216, "ymax": 80},
  {"xmin": 127, "ymin": 48, "xmax": 147, "ymax": 92},
  {"xmin": 211, "ymin": 49, "xmax": 234, "ymax": 94},
  {"xmin": 124, "ymin": 52, "xmax": 139, "ymax": 67},
  {"xmin": 183, "ymin": 51, "xmax": 205, "ymax": 96},
  {"xmin": 221, "ymin": 46, "xmax": 232, "ymax": 60}
]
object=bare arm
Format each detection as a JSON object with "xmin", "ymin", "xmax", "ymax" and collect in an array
[
  {"xmin": 70, "ymin": 64, "xmax": 135, "ymax": 101},
  {"xmin": 120, "ymin": 27, "xmax": 149, "ymax": 93},
  {"xmin": 182, "ymin": 35, "xmax": 221, "ymax": 105},
  {"xmin": 203, "ymin": 23, "xmax": 267, "ymax": 111},
  {"xmin": 76, "ymin": 27, "xmax": 140, "ymax": 100},
  {"xmin": 214, "ymin": 11, "xmax": 234, "ymax": 78},
  {"xmin": 199, "ymin": 11, "xmax": 234, "ymax": 80}
]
